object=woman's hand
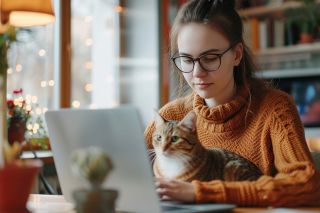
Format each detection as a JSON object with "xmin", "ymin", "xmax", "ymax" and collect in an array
[{"xmin": 155, "ymin": 177, "xmax": 196, "ymax": 203}]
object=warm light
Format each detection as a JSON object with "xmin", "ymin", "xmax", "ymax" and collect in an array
[
  {"xmin": 114, "ymin": 6, "xmax": 124, "ymax": 13},
  {"xmin": 7, "ymin": 68, "xmax": 12, "ymax": 74},
  {"xmin": 34, "ymin": 123, "xmax": 40, "ymax": 130},
  {"xmin": 72, "ymin": 100, "xmax": 81, "ymax": 108},
  {"xmin": 26, "ymin": 105, "xmax": 32, "ymax": 111},
  {"xmin": 27, "ymin": 124, "xmax": 33, "ymax": 130},
  {"xmin": 85, "ymin": 61, "xmax": 92, "ymax": 70},
  {"xmin": 1, "ymin": 0, "xmax": 55, "ymax": 27},
  {"xmin": 48, "ymin": 80, "xmax": 54, "ymax": 86},
  {"xmin": 43, "ymin": 107, "xmax": 48, "ymax": 113},
  {"xmin": 31, "ymin": 96, "xmax": 38, "ymax": 103},
  {"xmin": 40, "ymin": 81, "xmax": 47, "ymax": 87},
  {"xmin": 85, "ymin": 83, "xmax": 93, "ymax": 92},
  {"xmin": 38, "ymin": 49, "xmax": 46, "ymax": 57},
  {"xmin": 35, "ymin": 107, "xmax": 42, "ymax": 115},
  {"xmin": 15, "ymin": 64, "xmax": 22, "ymax": 72},
  {"xmin": 25, "ymin": 95, "xmax": 32, "ymax": 103},
  {"xmin": 85, "ymin": 38, "xmax": 93, "ymax": 46}
]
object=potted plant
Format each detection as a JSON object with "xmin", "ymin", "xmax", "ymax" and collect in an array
[
  {"xmin": 71, "ymin": 147, "xmax": 118, "ymax": 213},
  {"xmin": 0, "ymin": 141, "xmax": 42, "ymax": 213},
  {"xmin": 285, "ymin": 0, "xmax": 320, "ymax": 44},
  {"xmin": 7, "ymin": 89, "xmax": 31, "ymax": 145}
]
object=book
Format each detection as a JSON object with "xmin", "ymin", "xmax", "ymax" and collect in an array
[
  {"xmin": 274, "ymin": 19, "xmax": 285, "ymax": 47},
  {"xmin": 259, "ymin": 19, "xmax": 268, "ymax": 50}
]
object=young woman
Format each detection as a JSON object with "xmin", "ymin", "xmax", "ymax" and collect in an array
[{"xmin": 144, "ymin": 0, "xmax": 320, "ymax": 207}]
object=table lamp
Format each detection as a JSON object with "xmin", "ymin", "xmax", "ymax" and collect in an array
[{"xmin": 0, "ymin": 0, "xmax": 55, "ymax": 166}]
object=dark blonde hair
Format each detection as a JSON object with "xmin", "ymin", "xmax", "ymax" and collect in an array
[{"xmin": 170, "ymin": 0, "xmax": 265, "ymax": 97}]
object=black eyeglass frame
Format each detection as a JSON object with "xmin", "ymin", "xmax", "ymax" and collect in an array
[{"xmin": 171, "ymin": 43, "xmax": 237, "ymax": 73}]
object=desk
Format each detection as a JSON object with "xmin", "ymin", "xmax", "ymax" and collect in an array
[
  {"xmin": 28, "ymin": 194, "xmax": 320, "ymax": 213},
  {"xmin": 21, "ymin": 150, "xmax": 54, "ymax": 165}
]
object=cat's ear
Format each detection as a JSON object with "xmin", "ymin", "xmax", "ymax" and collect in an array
[
  {"xmin": 179, "ymin": 111, "xmax": 196, "ymax": 133},
  {"xmin": 153, "ymin": 110, "xmax": 166, "ymax": 127}
]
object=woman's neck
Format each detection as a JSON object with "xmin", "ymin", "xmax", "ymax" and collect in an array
[{"xmin": 204, "ymin": 83, "xmax": 237, "ymax": 108}]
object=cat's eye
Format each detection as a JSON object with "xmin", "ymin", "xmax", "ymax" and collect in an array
[
  {"xmin": 171, "ymin": 136, "xmax": 179, "ymax": 143},
  {"xmin": 155, "ymin": 135, "xmax": 162, "ymax": 141}
]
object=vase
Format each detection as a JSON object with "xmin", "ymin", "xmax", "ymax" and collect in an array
[
  {"xmin": 0, "ymin": 160, "xmax": 42, "ymax": 213},
  {"xmin": 299, "ymin": 32, "xmax": 314, "ymax": 44},
  {"xmin": 8, "ymin": 118, "xmax": 27, "ymax": 145},
  {"xmin": 73, "ymin": 189, "xmax": 118, "ymax": 213}
]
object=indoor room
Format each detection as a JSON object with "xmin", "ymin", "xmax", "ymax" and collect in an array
[{"xmin": 0, "ymin": 0, "xmax": 320, "ymax": 212}]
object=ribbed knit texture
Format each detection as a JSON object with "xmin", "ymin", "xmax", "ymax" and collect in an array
[{"xmin": 144, "ymin": 86, "xmax": 320, "ymax": 207}]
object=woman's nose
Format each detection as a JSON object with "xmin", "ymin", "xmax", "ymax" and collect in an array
[{"xmin": 193, "ymin": 61, "xmax": 207, "ymax": 77}]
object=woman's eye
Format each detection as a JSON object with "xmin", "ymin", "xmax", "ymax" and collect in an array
[
  {"xmin": 181, "ymin": 57, "xmax": 193, "ymax": 64},
  {"xmin": 202, "ymin": 55, "xmax": 218, "ymax": 62},
  {"xmin": 171, "ymin": 136, "xmax": 179, "ymax": 143}
]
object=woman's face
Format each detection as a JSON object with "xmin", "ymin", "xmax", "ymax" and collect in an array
[{"xmin": 177, "ymin": 23, "xmax": 242, "ymax": 105}]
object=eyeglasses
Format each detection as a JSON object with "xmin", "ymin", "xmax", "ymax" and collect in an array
[{"xmin": 171, "ymin": 44, "xmax": 235, "ymax": 73}]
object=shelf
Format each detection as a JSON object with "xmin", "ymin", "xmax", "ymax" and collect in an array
[
  {"xmin": 256, "ymin": 68, "xmax": 320, "ymax": 79},
  {"xmin": 238, "ymin": 0, "xmax": 320, "ymax": 18},
  {"xmin": 255, "ymin": 42, "xmax": 320, "ymax": 57}
]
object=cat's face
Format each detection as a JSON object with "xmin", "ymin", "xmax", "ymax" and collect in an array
[{"xmin": 152, "ymin": 111, "xmax": 198, "ymax": 157}]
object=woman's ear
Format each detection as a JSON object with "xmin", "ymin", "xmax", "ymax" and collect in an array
[{"xmin": 233, "ymin": 42, "xmax": 243, "ymax": 66}]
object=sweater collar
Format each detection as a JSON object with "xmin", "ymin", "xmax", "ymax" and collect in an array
[{"xmin": 193, "ymin": 87, "xmax": 249, "ymax": 124}]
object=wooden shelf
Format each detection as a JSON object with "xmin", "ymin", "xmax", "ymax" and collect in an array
[
  {"xmin": 256, "ymin": 68, "xmax": 320, "ymax": 79},
  {"xmin": 238, "ymin": 0, "xmax": 320, "ymax": 18},
  {"xmin": 255, "ymin": 42, "xmax": 320, "ymax": 57}
]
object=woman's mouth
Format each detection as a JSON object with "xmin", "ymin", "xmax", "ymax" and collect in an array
[{"xmin": 194, "ymin": 83, "xmax": 212, "ymax": 89}]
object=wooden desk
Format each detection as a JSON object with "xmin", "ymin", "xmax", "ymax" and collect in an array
[
  {"xmin": 28, "ymin": 194, "xmax": 320, "ymax": 213},
  {"xmin": 21, "ymin": 150, "xmax": 54, "ymax": 165}
]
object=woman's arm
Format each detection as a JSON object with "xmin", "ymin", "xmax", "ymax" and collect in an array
[{"xmin": 191, "ymin": 96, "xmax": 320, "ymax": 207}]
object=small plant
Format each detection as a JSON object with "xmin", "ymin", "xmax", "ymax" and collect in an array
[
  {"xmin": 70, "ymin": 147, "xmax": 113, "ymax": 188},
  {"xmin": 285, "ymin": 0, "xmax": 320, "ymax": 36},
  {"xmin": 7, "ymin": 89, "xmax": 31, "ymax": 125}
]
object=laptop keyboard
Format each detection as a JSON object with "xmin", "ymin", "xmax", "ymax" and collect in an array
[{"xmin": 161, "ymin": 205, "xmax": 189, "ymax": 211}]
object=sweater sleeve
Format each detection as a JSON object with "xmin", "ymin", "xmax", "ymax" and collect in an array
[{"xmin": 192, "ymin": 94, "xmax": 320, "ymax": 207}]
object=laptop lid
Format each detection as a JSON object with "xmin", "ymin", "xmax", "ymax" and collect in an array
[
  {"xmin": 45, "ymin": 105, "xmax": 236, "ymax": 213},
  {"xmin": 45, "ymin": 106, "xmax": 162, "ymax": 213}
]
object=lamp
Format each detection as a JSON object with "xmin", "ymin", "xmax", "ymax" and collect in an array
[{"xmin": 0, "ymin": 0, "xmax": 55, "ymax": 166}]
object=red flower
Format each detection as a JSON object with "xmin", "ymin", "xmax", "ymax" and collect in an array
[
  {"xmin": 13, "ymin": 89, "xmax": 23, "ymax": 94},
  {"xmin": 7, "ymin": 100, "xmax": 14, "ymax": 108}
]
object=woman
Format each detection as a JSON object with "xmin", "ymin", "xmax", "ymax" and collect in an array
[{"xmin": 144, "ymin": 0, "xmax": 320, "ymax": 207}]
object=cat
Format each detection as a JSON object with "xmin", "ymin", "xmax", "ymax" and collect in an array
[{"xmin": 150, "ymin": 111, "xmax": 262, "ymax": 182}]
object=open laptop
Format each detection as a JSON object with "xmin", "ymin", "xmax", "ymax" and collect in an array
[{"xmin": 45, "ymin": 105, "xmax": 236, "ymax": 213}]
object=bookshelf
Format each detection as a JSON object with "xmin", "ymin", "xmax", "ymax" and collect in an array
[
  {"xmin": 238, "ymin": 0, "xmax": 320, "ymax": 18},
  {"xmin": 256, "ymin": 42, "xmax": 320, "ymax": 56},
  {"xmin": 239, "ymin": 0, "xmax": 320, "ymax": 72}
]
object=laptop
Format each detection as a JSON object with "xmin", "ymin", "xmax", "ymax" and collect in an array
[{"xmin": 45, "ymin": 105, "xmax": 236, "ymax": 213}]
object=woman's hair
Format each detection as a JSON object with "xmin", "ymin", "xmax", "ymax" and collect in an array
[{"xmin": 170, "ymin": 0, "xmax": 266, "ymax": 97}]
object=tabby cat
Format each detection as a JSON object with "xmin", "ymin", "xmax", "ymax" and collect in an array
[{"xmin": 150, "ymin": 111, "xmax": 262, "ymax": 182}]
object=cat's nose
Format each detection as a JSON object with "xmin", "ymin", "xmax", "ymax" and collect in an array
[{"xmin": 162, "ymin": 143, "xmax": 171, "ymax": 153}]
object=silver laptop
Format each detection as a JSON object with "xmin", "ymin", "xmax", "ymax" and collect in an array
[{"xmin": 45, "ymin": 105, "xmax": 236, "ymax": 213}]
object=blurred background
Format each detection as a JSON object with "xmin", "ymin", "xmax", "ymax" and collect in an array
[{"xmin": 4, "ymin": 0, "xmax": 320, "ymax": 193}]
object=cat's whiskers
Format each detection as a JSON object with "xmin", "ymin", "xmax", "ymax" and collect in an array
[{"xmin": 147, "ymin": 149, "xmax": 157, "ymax": 165}]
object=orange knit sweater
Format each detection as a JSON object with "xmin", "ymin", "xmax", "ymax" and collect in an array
[{"xmin": 144, "ymin": 86, "xmax": 320, "ymax": 207}]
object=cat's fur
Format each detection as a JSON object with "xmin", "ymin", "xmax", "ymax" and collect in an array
[{"xmin": 150, "ymin": 111, "xmax": 262, "ymax": 182}]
